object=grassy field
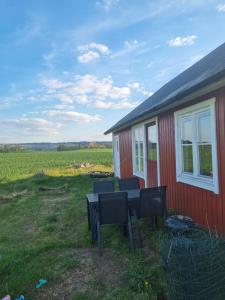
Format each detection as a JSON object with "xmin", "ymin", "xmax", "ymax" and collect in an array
[{"xmin": 0, "ymin": 149, "xmax": 166, "ymax": 299}]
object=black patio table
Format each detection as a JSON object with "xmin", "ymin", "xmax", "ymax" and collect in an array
[{"xmin": 86, "ymin": 189, "xmax": 140, "ymax": 242}]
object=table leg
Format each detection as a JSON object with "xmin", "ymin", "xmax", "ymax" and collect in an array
[
  {"xmin": 89, "ymin": 203, "xmax": 97, "ymax": 242},
  {"xmin": 86, "ymin": 198, "xmax": 91, "ymax": 230}
]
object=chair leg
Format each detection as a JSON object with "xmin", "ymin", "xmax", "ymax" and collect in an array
[
  {"xmin": 133, "ymin": 210, "xmax": 143, "ymax": 248},
  {"xmin": 122, "ymin": 224, "xmax": 127, "ymax": 236},
  {"xmin": 97, "ymin": 219, "xmax": 102, "ymax": 256},
  {"xmin": 127, "ymin": 211, "xmax": 135, "ymax": 253},
  {"xmin": 155, "ymin": 216, "xmax": 158, "ymax": 229},
  {"xmin": 149, "ymin": 217, "xmax": 154, "ymax": 229},
  {"xmin": 90, "ymin": 205, "xmax": 97, "ymax": 243},
  {"xmin": 87, "ymin": 198, "xmax": 91, "ymax": 230},
  {"xmin": 136, "ymin": 218, "xmax": 144, "ymax": 248}
]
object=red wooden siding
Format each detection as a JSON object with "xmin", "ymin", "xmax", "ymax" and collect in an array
[
  {"xmin": 116, "ymin": 86, "xmax": 225, "ymax": 233},
  {"xmin": 159, "ymin": 87, "xmax": 225, "ymax": 234},
  {"xmin": 118, "ymin": 128, "xmax": 145, "ymax": 188}
]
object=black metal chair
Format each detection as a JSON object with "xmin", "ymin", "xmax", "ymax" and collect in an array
[
  {"xmin": 134, "ymin": 186, "xmax": 167, "ymax": 246},
  {"xmin": 138, "ymin": 186, "xmax": 167, "ymax": 223},
  {"xmin": 118, "ymin": 177, "xmax": 140, "ymax": 191},
  {"xmin": 93, "ymin": 180, "xmax": 115, "ymax": 193},
  {"xmin": 96, "ymin": 192, "xmax": 135, "ymax": 256},
  {"xmin": 139, "ymin": 186, "xmax": 167, "ymax": 217}
]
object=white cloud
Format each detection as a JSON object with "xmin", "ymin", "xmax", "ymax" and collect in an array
[
  {"xmin": 78, "ymin": 42, "xmax": 110, "ymax": 54},
  {"xmin": 167, "ymin": 35, "xmax": 197, "ymax": 47},
  {"xmin": 2, "ymin": 118, "xmax": 61, "ymax": 137},
  {"xmin": 94, "ymin": 99, "xmax": 138, "ymax": 109},
  {"xmin": 44, "ymin": 110, "xmax": 101, "ymax": 123},
  {"xmin": 111, "ymin": 40, "xmax": 144, "ymax": 59},
  {"xmin": 40, "ymin": 74, "xmax": 132, "ymax": 107},
  {"xmin": 42, "ymin": 44, "xmax": 57, "ymax": 70},
  {"xmin": 128, "ymin": 82, "xmax": 152, "ymax": 97},
  {"xmin": 217, "ymin": 3, "xmax": 225, "ymax": 12},
  {"xmin": 96, "ymin": 0, "xmax": 119, "ymax": 11},
  {"xmin": 124, "ymin": 40, "xmax": 139, "ymax": 49},
  {"xmin": 53, "ymin": 104, "xmax": 74, "ymax": 110},
  {"xmin": 78, "ymin": 50, "xmax": 100, "ymax": 63},
  {"xmin": 77, "ymin": 42, "xmax": 110, "ymax": 63},
  {"xmin": 41, "ymin": 78, "xmax": 70, "ymax": 90}
]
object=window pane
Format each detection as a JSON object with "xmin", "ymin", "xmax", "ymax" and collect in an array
[
  {"xmin": 148, "ymin": 124, "xmax": 157, "ymax": 161},
  {"xmin": 139, "ymin": 127, "xmax": 144, "ymax": 141},
  {"xmin": 135, "ymin": 156, "xmax": 139, "ymax": 171},
  {"xmin": 135, "ymin": 141, "xmax": 138, "ymax": 155},
  {"xmin": 181, "ymin": 117, "xmax": 193, "ymax": 144},
  {"xmin": 139, "ymin": 142, "xmax": 144, "ymax": 157},
  {"xmin": 140, "ymin": 157, "xmax": 144, "ymax": 172},
  {"xmin": 182, "ymin": 145, "xmax": 193, "ymax": 173},
  {"xmin": 198, "ymin": 111, "xmax": 211, "ymax": 143},
  {"xmin": 134, "ymin": 128, "xmax": 139, "ymax": 140},
  {"xmin": 199, "ymin": 145, "xmax": 213, "ymax": 177}
]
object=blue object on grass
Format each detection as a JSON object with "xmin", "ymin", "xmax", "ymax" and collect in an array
[
  {"xmin": 36, "ymin": 278, "xmax": 47, "ymax": 289},
  {"xmin": 14, "ymin": 296, "xmax": 25, "ymax": 300}
]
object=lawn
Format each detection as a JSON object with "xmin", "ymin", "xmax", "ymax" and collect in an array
[{"xmin": 0, "ymin": 149, "xmax": 166, "ymax": 299}]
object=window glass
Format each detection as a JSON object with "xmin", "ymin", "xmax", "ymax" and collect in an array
[
  {"xmin": 181, "ymin": 117, "xmax": 193, "ymax": 144},
  {"xmin": 140, "ymin": 157, "xmax": 144, "ymax": 172},
  {"xmin": 197, "ymin": 112, "xmax": 211, "ymax": 143},
  {"xmin": 139, "ymin": 141, "xmax": 144, "ymax": 157},
  {"xmin": 135, "ymin": 141, "xmax": 139, "ymax": 156},
  {"xmin": 182, "ymin": 145, "xmax": 193, "ymax": 173},
  {"xmin": 135, "ymin": 156, "xmax": 139, "ymax": 171},
  {"xmin": 148, "ymin": 124, "xmax": 157, "ymax": 161},
  {"xmin": 133, "ymin": 126, "xmax": 144, "ymax": 175},
  {"xmin": 199, "ymin": 145, "xmax": 212, "ymax": 177}
]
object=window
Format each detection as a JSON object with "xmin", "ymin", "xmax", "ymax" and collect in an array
[
  {"xmin": 148, "ymin": 123, "xmax": 157, "ymax": 161},
  {"xmin": 132, "ymin": 125, "xmax": 144, "ymax": 177},
  {"xmin": 175, "ymin": 98, "xmax": 218, "ymax": 193}
]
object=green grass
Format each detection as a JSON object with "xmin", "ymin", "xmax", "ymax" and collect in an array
[
  {"xmin": 0, "ymin": 149, "xmax": 166, "ymax": 299},
  {"xmin": 0, "ymin": 148, "xmax": 112, "ymax": 182}
]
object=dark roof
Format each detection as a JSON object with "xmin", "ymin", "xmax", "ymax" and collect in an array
[{"xmin": 105, "ymin": 42, "xmax": 225, "ymax": 134}]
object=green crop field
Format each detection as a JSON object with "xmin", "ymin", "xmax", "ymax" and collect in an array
[
  {"xmin": 0, "ymin": 149, "xmax": 166, "ymax": 299},
  {"xmin": 0, "ymin": 148, "xmax": 113, "ymax": 182}
]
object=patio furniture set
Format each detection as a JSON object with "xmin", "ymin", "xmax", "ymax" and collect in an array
[{"xmin": 86, "ymin": 177, "xmax": 167, "ymax": 255}]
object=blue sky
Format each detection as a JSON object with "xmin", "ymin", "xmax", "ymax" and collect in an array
[{"xmin": 1, "ymin": 0, "xmax": 225, "ymax": 143}]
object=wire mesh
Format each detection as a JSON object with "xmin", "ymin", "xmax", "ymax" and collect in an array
[{"xmin": 160, "ymin": 229, "xmax": 225, "ymax": 300}]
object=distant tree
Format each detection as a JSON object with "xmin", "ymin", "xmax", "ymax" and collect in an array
[
  {"xmin": 0, "ymin": 145, "xmax": 23, "ymax": 153},
  {"xmin": 57, "ymin": 144, "xmax": 67, "ymax": 151},
  {"xmin": 88, "ymin": 142, "xmax": 106, "ymax": 149}
]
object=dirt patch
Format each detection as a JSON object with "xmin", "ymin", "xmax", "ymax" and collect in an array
[
  {"xmin": 35, "ymin": 248, "xmax": 125, "ymax": 300},
  {"xmin": 67, "ymin": 162, "xmax": 93, "ymax": 169},
  {"xmin": 0, "ymin": 189, "xmax": 28, "ymax": 203}
]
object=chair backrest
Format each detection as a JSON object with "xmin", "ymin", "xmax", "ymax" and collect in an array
[
  {"xmin": 98, "ymin": 192, "xmax": 128, "ymax": 225},
  {"xmin": 139, "ymin": 186, "xmax": 167, "ymax": 218},
  {"xmin": 93, "ymin": 180, "xmax": 115, "ymax": 193},
  {"xmin": 118, "ymin": 177, "xmax": 140, "ymax": 191}
]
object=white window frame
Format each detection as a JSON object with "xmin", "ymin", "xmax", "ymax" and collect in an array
[
  {"xmin": 174, "ymin": 98, "xmax": 219, "ymax": 194},
  {"xmin": 113, "ymin": 134, "xmax": 121, "ymax": 178},
  {"xmin": 132, "ymin": 124, "xmax": 145, "ymax": 179}
]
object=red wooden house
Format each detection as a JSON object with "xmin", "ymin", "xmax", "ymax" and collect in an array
[{"xmin": 105, "ymin": 42, "xmax": 225, "ymax": 234}]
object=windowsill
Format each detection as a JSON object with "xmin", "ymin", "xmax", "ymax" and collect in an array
[
  {"xmin": 176, "ymin": 174, "xmax": 219, "ymax": 194},
  {"xmin": 133, "ymin": 171, "xmax": 145, "ymax": 179}
]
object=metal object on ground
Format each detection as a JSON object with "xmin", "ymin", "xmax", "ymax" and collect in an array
[{"xmin": 160, "ymin": 229, "xmax": 225, "ymax": 300}]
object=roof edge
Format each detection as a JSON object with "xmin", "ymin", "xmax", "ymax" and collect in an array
[{"xmin": 104, "ymin": 73, "xmax": 225, "ymax": 135}]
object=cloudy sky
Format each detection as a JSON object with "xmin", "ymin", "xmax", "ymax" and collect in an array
[{"xmin": 1, "ymin": 0, "xmax": 225, "ymax": 143}]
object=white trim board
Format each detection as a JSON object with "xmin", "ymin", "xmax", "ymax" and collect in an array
[{"xmin": 131, "ymin": 117, "xmax": 160, "ymax": 188}]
